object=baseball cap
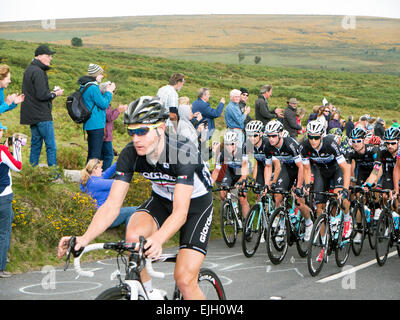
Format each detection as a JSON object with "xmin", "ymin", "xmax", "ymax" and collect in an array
[{"xmin": 35, "ymin": 45, "xmax": 56, "ymax": 57}]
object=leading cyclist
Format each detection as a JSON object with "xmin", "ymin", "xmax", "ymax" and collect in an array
[{"xmin": 58, "ymin": 96, "xmax": 214, "ymax": 300}]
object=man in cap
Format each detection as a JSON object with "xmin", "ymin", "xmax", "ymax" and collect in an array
[
  {"xmin": 283, "ymin": 98, "xmax": 302, "ymax": 141},
  {"xmin": 20, "ymin": 45, "xmax": 64, "ymax": 171}
]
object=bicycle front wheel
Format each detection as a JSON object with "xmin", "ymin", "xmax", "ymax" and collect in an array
[
  {"xmin": 95, "ymin": 286, "xmax": 136, "ymax": 300},
  {"xmin": 266, "ymin": 208, "xmax": 289, "ymax": 265},
  {"xmin": 307, "ymin": 213, "xmax": 329, "ymax": 277},
  {"xmin": 375, "ymin": 210, "xmax": 392, "ymax": 266},
  {"xmin": 351, "ymin": 204, "xmax": 366, "ymax": 256},
  {"xmin": 220, "ymin": 200, "xmax": 238, "ymax": 248},
  {"xmin": 242, "ymin": 203, "xmax": 263, "ymax": 257}
]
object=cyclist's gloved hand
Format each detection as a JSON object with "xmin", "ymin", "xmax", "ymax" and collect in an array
[
  {"xmin": 294, "ymin": 188, "xmax": 304, "ymax": 198},
  {"xmin": 340, "ymin": 188, "xmax": 350, "ymax": 200},
  {"xmin": 269, "ymin": 183, "xmax": 276, "ymax": 191},
  {"xmin": 362, "ymin": 182, "xmax": 372, "ymax": 191}
]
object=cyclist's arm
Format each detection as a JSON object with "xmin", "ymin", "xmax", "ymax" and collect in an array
[
  {"xmin": 394, "ymin": 157, "xmax": 400, "ymax": 196},
  {"xmin": 338, "ymin": 160, "xmax": 351, "ymax": 190},
  {"xmin": 271, "ymin": 158, "xmax": 281, "ymax": 184},
  {"xmin": 240, "ymin": 158, "xmax": 249, "ymax": 181},
  {"xmin": 295, "ymin": 160, "xmax": 304, "ymax": 189},
  {"xmin": 264, "ymin": 163, "xmax": 273, "ymax": 188},
  {"xmin": 303, "ymin": 161, "xmax": 312, "ymax": 186},
  {"xmin": 58, "ymin": 180, "xmax": 129, "ymax": 257},
  {"xmin": 364, "ymin": 163, "xmax": 383, "ymax": 186},
  {"xmin": 252, "ymin": 161, "xmax": 258, "ymax": 180},
  {"xmin": 211, "ymin": 166, "xmax": 220, "ymax": 184},
  {"xmin": 350, "ymin": 159, "xmax": 356, "ymax": 180}
]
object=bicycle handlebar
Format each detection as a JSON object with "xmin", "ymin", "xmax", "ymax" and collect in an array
[{"xmin": 66, "ymin": 238, "xmax": 166, "ymax": 279}]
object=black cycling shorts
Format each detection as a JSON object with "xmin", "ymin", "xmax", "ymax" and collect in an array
[
  {"xmin": 275, "ymin": 164, "xmax": 298, "ymax": 191},
  {"xmin": 136, "ymin": 191, "xmax": 214, "ymax": 256},
  {"xmin": 221, "ymin": 167, "xmax": 242, "ymax": 187},
  {"xmin": 312, "ymin": 164, "xmax": 344, "ymax": 204}
]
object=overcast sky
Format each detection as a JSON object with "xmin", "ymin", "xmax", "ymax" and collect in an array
[{"xmin": 1, "ymin": 0, "xmax": 399, "ymax": 22}]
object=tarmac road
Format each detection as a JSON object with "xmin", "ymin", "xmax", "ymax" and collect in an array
[{"xmin": 0, "ymin": 238, "xmax": 399, "ymax": 300}]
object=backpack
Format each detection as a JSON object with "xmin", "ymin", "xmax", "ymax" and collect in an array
[{"xmin": 66, "ymin": 83, "xmax": 96, "ymax": 124}]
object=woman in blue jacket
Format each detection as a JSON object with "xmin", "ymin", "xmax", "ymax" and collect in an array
[
  {"xmin": 80, "ymin": 159, "xmax": 136, "ymax": 229},
  {"xmin": 78, "ymin": 64, "xmax": 115, "ymax": 163}
]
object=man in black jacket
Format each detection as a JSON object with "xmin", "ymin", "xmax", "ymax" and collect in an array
[
  {"xmin": 254, "ymin": 85, "xmax": 283, "ymax": 126},
  {"xmin": 20, "ymin": 45, "xmax": 64, "ymax": 169},
  {"xmin": 283, "ymin": 98, "xmax": 302, "ymax": 141}
]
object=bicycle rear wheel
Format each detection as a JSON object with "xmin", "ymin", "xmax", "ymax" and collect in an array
[
  {"xmin": 242, "ymin": 203, "xmax": 263, "ymax": 257},
  {"xmin": 174, "ymin": 268, "xmax": 226, "ymax": 300},
  {"xmin": 266, "ymin": 208, "xmax": 289, "ymax": 265},
  {"xmin": 307, "ymin": 213, "xmax": 329, "ymax": 277},
  {"xmin": 375, "ymin": 210, "xmax": 392, "ymax": 266},
  {"xmin": 220, "ymin": 200, "xmax": 237, "ymax": 248},
  {"xmin": 351, "ymin": 204, "xmax": 366, "ymax": 257}
]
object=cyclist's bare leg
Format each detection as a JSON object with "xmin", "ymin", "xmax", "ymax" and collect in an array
[
  {"xmin": 239, "ymin": 193, "xmax": 250, "ymax": 219},
  {"xmin": 125, "ymin": 211, "xmax": 158, "ymax": 284},
  {"xmin": 296, "ymin": 196, "xmax": 311, "ymax": 220},
  {"xmin": 274, "ymin": 194, "xmax": 283, "ymax": 208},
  {"xmin": 174, "ymin": 248, "xmax": 206, "ymax": 300},
  {"xmin": 220, "ymin": 190, "xmax": 227, "ymax": 201}
]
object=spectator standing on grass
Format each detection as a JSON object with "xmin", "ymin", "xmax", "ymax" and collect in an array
[
  {"xmin": 156, "ymin": 73, "xmax": 185, "ymax": 135},
  {"xmin": 283, "ymin": 98, "xmax": 302, "ymax": 141},
  {"xmin": 0, "ymin": 124, "xmax": 22, "ymax": 278},
  {"xmin": 345, "ymin": 115, "xmax": 354, "ymax": 138},
  {"xmin": 98, "ymin": 81, "xmax": 128, "ymax": 171},
  {"xmin": 254, "ymin": 85, "xmax": 283, "ymax": 126},
  {"xmin": 328, "ymin": 111, "xmax": 342, "ymax": 132},
  {"xmin": 296, "ymin": 107, "xmax": 306, "ymax": 135},
  {"xmin": 390, "ymin": 119, "xmax": 399, "ymax": 129},
  {"xmin": 225, "ymin": 89, "xmax": 250, "ymax": 146},
  {"xmin": 374, "ymin": 118, "xmax": 385, "ymax": 138},
  {"xmin": 239, "ymin": 87, "xmax": 252, "ymax": 127},
  {"xmin": 307, "ymin": 105, "xmax": 320, "ymax": 123},
  {"xmin": 191, "ymin": 87, "xmax": 225, "ymax": 140},
  {"xmin": 20, "ymin": 45, "xmax": 64, "ymax": 170},
  {"xmin": 0, "ymin": 65, "xmax": 24, "ymax": 116},
  {"xmin": 316, "ymin": 105, "xmax": 330, "ymax": 134},
  {"xmin": 78, "ymin": 64, "xmax": 115, "ymax": 164}
]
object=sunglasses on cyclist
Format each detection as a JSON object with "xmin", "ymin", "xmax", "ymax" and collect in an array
[
  {"xmin": 308, "ymin": 135, "xmax": 321, "ymax": 140},
  {"xmin": 266, "ymin": 134, "xmax": 279, "ymax": 138},
  {"xmin": 351, "ymin": 139, "xmax": 363, "ymax": 144},
  {"xmin": 248, "ymin": 134, "xmax": 260, "ymax": 138},
  {"xmin": 384, "ymin": 140, "xmax": 398, "ymax": 145},
  {"xmin": 127, "ymin": 123, "xmax": 162, "ymax": 136}
]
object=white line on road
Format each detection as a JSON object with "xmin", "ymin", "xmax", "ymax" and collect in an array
[{"xmin": 317, "ymin": 250, "xmax": 398, "ymax": 283}]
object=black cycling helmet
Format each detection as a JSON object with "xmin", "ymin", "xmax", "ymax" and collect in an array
[
  {"xmin": 350, "ymin": 127, "xmax": 367, "ymax": 140},
  {"xmin": 124, "ymin": 96, "xmax": 169, "ymax": 125},
  {"xmin": 384, "ymin": 127, "xmax": 400, "ymax": 140}
]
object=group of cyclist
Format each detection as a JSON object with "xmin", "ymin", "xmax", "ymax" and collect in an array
[{"xmin": 57, "ymin": 95, "xmax": 400, "ymax": 300}]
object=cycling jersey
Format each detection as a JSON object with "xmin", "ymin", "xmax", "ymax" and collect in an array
[
  {"xmin": 300, "ymin": 135, "xmax": 346, "ymax": 170},
  {"xmin": 248, "ymin": 137, "xmax": 267, "ymax": 185},
  {"xmin": 300, "ymin": 135, "xmax": 346, "ymax": 203},
  {"xmin": 346, "ymin": 144, "xmax": 378, "ymax": 184},
  {"xmin": 215, "ymin": 145, "xmax": 248, "ymax": 171},
  {"xmin": 115, "ymin": 135, "xmax": 212, "ymax": 201},
  {"xmin": 264, "ymin": 137, "xmax": 302, "ymax": 170}
]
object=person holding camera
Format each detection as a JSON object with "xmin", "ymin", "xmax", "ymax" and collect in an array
[
  {"xmin": 78, "ymin": 64, "xmax": 115, "ymax": 164},
  {"xmin": 20, "ymin": 45, "xmax": 63, "ymax": 170},
  {"xmin": 0, "ymin": 123, "xmax": 23, "ymax": 278}
]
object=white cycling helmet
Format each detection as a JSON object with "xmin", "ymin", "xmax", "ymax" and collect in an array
[
  {"xmin": 264, "ymin": 120, "xmax": 283, "ymax": 134},
  {"xmin": 306, "ymin": 120, "xmax": 325, "ymax": 135},
  {"xmin": 245, "ymin": 120, "xmax": 264, "ymax": 134},
  {"xmin": 282, "ymin": 129, "xmax": 289, "ymax": 138},
  {"xmin": 224, "ymin": 131, "xmax": 239, "ymax": 144}
]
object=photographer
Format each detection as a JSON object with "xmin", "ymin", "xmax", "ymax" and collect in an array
[
  {"xmin": 0, "ymin": 124, "xmax": 23, "ymax": 278},
  {"xmin": 78, "ymin": 64, "xmax": 115, "ymax": 163}
]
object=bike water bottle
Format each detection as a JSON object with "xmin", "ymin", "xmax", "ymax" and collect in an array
[
  {"xmin": 392, "ymin": 211, "xmax": 400, "ymax": 230},
  {"xmin": 232, "ymin": 201, "xmax": 242, "ymax": 228},
  {"xmin": 364, "ymin": 205, "xmax": 371, "ymax": 223}
]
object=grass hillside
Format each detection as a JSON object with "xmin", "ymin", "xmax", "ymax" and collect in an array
[
  {"xmin": 1, "ymin": 15, "xmax": 400, "ymax": 75},
  {"xmin": 1, "ymin": 38, "xmax": 400, "ymax": 273}
]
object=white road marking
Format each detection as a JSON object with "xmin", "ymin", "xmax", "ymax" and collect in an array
[{"xmin": 317, "ymin": 250, "xmax": 398, "ymax": 283}]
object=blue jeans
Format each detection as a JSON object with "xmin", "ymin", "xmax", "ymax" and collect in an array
[
  {"xmin": 109, "ymin": 206, "xmax": 137, "ymax": 229},
  {"xmin": 101, "ymin": 141, "xmax": 114, "ymax": 171},
  {"xmin": 86, "ymin": 128, "xmax": 104, "ymax": 163},
  {"xmin": 30, "ymin": 121, "xmax": 57, "ymax": 167},
  {"xmin": 0, "ymin": 193, "xmax": 13, "ymax": 271}
]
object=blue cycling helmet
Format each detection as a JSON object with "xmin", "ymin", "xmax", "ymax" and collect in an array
[
  {"xmin": 350, "ymin": 127, "xmax": 367, "ymax": 140},
  {"xmin": 384, "ymin": 127, "xmax": 400, "ymax": 140}
]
